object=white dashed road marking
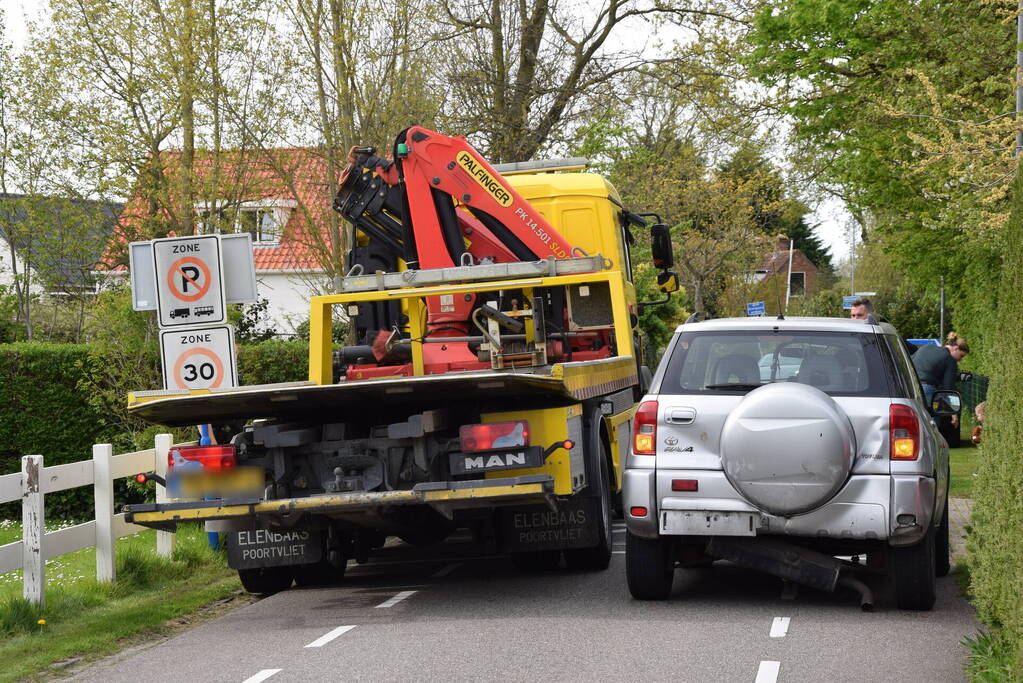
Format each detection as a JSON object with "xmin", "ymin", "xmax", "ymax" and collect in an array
[
  {"xmin": 304, "ymin": 625, "xmax": 357, "ymax": 648},
  {"xmin": 755, "ymin": 660, "xmax": 780, "ymax": 683},
  {"xmin": 242, "ymin": 669, "xmax": 281, "ymax": 683},
  {"xmin": 376, "ymin": 590, "xmax": 418, "ymax": 608},
  {"xmin": 431, "ymin": 563, "xmax": 461, "ymax": 578},
  {"xmin": 769, "ymin": 617, "xmax": 790, "ymax": 638}
]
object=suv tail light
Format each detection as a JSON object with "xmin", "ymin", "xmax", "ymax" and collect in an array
[
  {"xmin": 890, "ymin": 404, "xmax": 919, "ymax": 460},
  {"xmin": 459, "ymin": 421, "xmax": 529, "ymax": 452},
  {"xmin": 633, "ymin": 401, "xmax": 658, "ymax": 455},
  {"xmin": 169, "ymin": 445, "xmax": 237, "ymax": 470}
]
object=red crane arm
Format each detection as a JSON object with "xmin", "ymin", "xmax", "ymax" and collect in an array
[{"xmin": 395, "ymin": 127, "xmax": 576, "ymax": 269}]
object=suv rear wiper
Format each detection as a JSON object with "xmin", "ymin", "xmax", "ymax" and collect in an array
[{"xmin": 705, "ymin": 383, "xmax": 763, "ymax": 390}]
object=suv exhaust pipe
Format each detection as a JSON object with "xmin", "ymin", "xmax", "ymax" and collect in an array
[
  {"xmin": 706, "ymin": 537, "xmax": 873, "ymax": 610},
  {"xmin": 838, "ymin": 574, "xmax": 874, "ymax": 612}
]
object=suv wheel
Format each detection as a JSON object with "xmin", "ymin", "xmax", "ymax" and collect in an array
[
  {"xmin": 891, "ymin": 528, "xmax": 937, "ymax": 610},
  {"xmin": 626, "ymin": 532, "xmax": 674, "ymax": 600},
  {"xmin": 935, "ymin": 495, "xmax": 951, "ymax": 578}
]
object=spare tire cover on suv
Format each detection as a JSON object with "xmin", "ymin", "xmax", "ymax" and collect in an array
[{"xmin": 720, "ymin": 383, "xmax": 856, "ymax": 516}]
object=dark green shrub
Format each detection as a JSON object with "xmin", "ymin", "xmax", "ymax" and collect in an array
[
  {"xmin": 967, "ymin": 167, "xmax": 1023, "ymax": 673},
  {"xmin": 0, "ymin": 344, "xmax": 115, "ymax": 520},
  {"xmin": 238, "ymin": 340, "xmax": 309, "ymax": 384}
]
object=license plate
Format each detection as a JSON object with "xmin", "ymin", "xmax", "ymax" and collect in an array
[
  {"xmin": 168, "ymin": 466, "xmax": 264, "ymax": 499},
  {"xmin": 226, "ymin": 528, "xmax": 322, "ymax": 569},
  {"xmin": 449, "ymin": 445, "xmax": 545, "ymax": 475},
  {"xmin": 661, "ymin": 510, "xmax": 757, "ymax": 536}
]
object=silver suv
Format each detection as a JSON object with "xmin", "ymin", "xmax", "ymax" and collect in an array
[{"xmin": 624, "ymin": 317, "xmax": 961, "ymax": 610}]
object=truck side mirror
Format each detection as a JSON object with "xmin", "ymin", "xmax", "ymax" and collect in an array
[
  {"xmin": 651, "ymin": 223, "xmax": 674, "ymax": 269},
  {"xmin": 657, "ymin": 271, "xmax": 679, "ymax": 294}
]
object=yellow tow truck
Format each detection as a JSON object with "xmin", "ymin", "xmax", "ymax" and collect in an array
[{"xmin": 124, "ymin": 127, "xmax": 678, "ymax": 593}]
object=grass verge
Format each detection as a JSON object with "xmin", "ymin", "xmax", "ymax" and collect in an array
[
  {"xmin": 950, "ymin": 446, "xmax": 980, "ymax": 498},
  {"xmin": 963, "ymin": 629, "xmax": 1020, "ymax": 682},
  {"xmin": 0, "ymin": 523, "xmax": 242, "ymax": 681}
]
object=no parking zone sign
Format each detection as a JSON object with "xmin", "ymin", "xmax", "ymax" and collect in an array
[
  {"xmin": 160, "ymin": 325, "xmax": 238, "ymax": 391},
  {"xmin": 152, "ymin": 235, "xmax": 227, "ymax": 327}
]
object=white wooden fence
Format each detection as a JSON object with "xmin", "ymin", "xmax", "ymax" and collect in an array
[{"xmin": 0, "ymin": 434, "xmax": 187, "ymax": 607}]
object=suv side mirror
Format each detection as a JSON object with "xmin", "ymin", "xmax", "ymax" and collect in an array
[
  {"xmin": 651, "ymin": 223, "xmax": 674, "ymax": 269},
  {"xmin": 930, "ymin": 390, "xmax": 962, "ymax": 416}
]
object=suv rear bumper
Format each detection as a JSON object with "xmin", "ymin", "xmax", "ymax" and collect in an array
[{"xmin": 624, "ymin": 469, "xmax": 936, "ymax": 546}]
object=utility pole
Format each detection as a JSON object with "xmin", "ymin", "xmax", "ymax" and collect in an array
[
  {"xmin": 940, "ymin": 277, "xmax": 946, "ymax": 341},
  {"xmin": 785, "ymin": 238, "xmax": 794, "ymax": 309},
  {"xmin": 1017, "ymin": 1, "xmax": 1022, "ymax": 155},
  {"xmin": 849, "ymin": 218, "xmax": 857, "ymax": 295}
]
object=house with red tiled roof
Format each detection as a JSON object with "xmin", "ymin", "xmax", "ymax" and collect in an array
[
  {"xmin": 750, "ymin": 234, "xmax": 819, "ymax": 298},
  {"xmin": 106, "ymin": 148, "xmax": 340, "ymax": 334}
]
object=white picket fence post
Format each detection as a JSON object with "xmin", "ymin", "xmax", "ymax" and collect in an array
[
  {"xmin": 93, "ymin": 443, "xmax": 115, "ymax": 582},
  {"xmin": 154, "ymin": 433, "xmax": 175, "ymax": 558},
  {"xmin": 22, "ymin": 454, "xmax": 44, "ymax": 606}
]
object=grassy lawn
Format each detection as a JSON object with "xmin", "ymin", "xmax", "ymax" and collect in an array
[
  {"xmin": 0, "ymin": 522, "xmax": 243, "ymax": 681},
  {"xmin": 950, "ymin": 445, "xmax": 980, "ymax": 498}
]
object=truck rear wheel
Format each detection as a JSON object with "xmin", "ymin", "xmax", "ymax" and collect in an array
[
  {"xmin": 511, "ymin": 550, "xmax": 561, "ymax": 572},
  {"xmin": 626, "ymin": 532, "xmax": 674, "ymax": 600},
  {"xmin": 563, "ymin": 445, "xmax": 613, "ymax": 571},
  {"xmin": 294, "ymin": 553, "xmax": 347, "ymax": 587},
  {"xmin": 239, "ymin": 566, "xmax": 294, "ymax": 595}
]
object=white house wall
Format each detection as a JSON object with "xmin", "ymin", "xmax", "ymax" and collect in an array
[
  {"xmin": 255, "ymin": 270, "xmax": 327, "ymax": 335},
  {"xmin": 0, "ymin": 242, "xmax": 45, "ymax": 296}
]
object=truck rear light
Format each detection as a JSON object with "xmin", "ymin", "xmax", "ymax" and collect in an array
[
  {"xmin": 889, "ymin": 404, "xmax": 920, "ymax": 460},
  {"xmin": 632, "ymin": 401, "xmax": 658, "ymax": 455},
  {"xmin": 630, "ymin": 506, "xmax": 648, "ymax": 517},
  {"xmin": 671, "ymin": 479, "xmax": 698, "ymax": 491},
  {"xmin": 169, "ymin": 445, "xmax": 237, "ymax": 470},
  {"xmin": 459, "ymin": 420, "xmax": 529, "ymax": 452}
]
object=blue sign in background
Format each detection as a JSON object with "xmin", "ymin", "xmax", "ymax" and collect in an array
[
  {"xmin": 842, "ymin": 295, "xmax": 859, "ymax": 310},
  {"xmin": 746, "ymin": 301, "xmax": 766, "ymax": 316}
]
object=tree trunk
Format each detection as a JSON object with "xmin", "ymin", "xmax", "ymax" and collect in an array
[{"xmin": 179, "ymin": 0, "xmax": 197, "ymax": 235}]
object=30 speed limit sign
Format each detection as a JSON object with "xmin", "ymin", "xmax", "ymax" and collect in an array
[{"xmin": 159, "ymin": 326, "xmax": 238, "ymax": 391}]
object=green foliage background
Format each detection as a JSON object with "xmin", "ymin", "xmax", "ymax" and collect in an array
[
  {"xmin": 967, "ymin": 169, "xmax": 1023, "ymax": 673},
  {"xmin": 0, "ymin": 340, "xmax": 310, "ymax": 520}
]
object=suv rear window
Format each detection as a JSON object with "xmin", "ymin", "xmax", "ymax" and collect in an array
[{"xmin": 659, "ymin": 330, "xmax": 889, "ymax": 397}]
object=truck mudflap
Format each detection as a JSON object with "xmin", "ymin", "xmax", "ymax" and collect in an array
[{"xmin": 124, "ymin": 474, "xmax": 555, "ymax": 531}]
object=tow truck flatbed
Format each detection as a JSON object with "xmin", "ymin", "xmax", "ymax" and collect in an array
[{"xmin": 128, "ymin": 356, "xmax": 637, "ymax": 427}]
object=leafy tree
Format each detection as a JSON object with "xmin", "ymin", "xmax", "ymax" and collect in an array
[
  {"xmin": 745, "ymin": 0, "xmax": 1011, "ymax": 368},
  {"xmin": 439, "ymin": 0, "xmax": 754, "ymax": 162}
]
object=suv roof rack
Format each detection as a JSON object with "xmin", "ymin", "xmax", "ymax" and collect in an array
[{"xmin": 685, "ymin": 312, "xmax": 709, "ymax": 324}]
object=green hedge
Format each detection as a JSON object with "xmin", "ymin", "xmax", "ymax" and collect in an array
[
  {"xmin": 0, "ymin": 344, "xmax": 114, "ymax": 519},
  {"xmin": 967, "ymin": 169, "xmax": 1023, "ymax": 673},
  {"xmin": 0, "ymin": 340, "xmax": 312, "ymax": 521},
  {"xmin": 237, "ymin": 340, "xmax": 309, "ymax": 384}
]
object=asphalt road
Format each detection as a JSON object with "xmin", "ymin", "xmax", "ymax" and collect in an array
[{"xmin": 71, "ymin": 522, "xmax": 978, "ymax": 683}]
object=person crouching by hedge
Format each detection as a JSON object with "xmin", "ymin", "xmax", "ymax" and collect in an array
[{"xmin": 912, "ymin": 332, "xmax": 970, "ymax": 428}]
